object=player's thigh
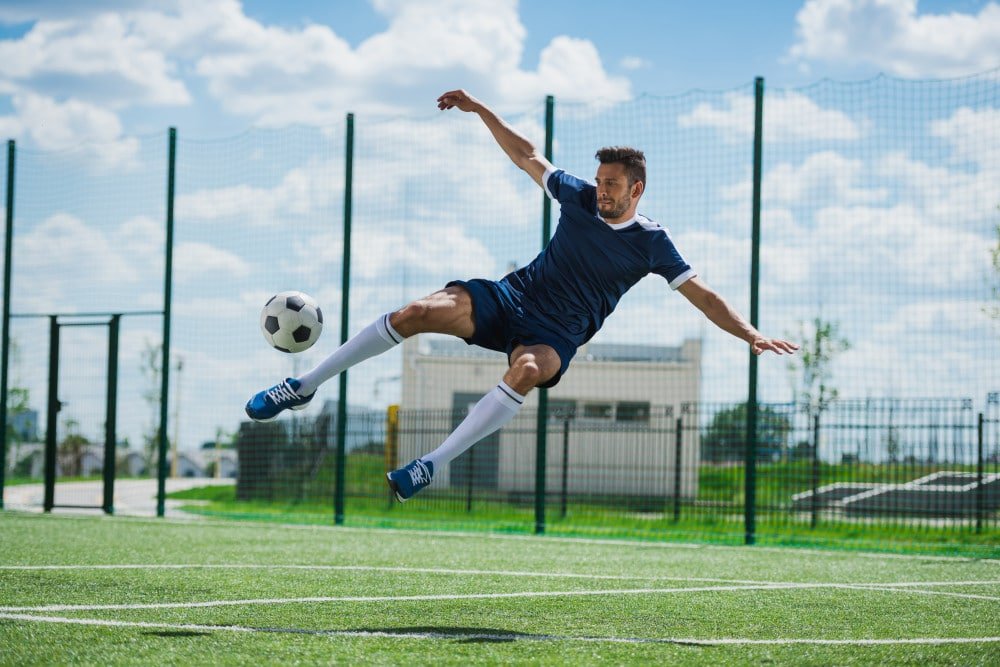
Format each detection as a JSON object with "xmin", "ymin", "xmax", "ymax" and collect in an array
[
  {"xmin": 505, "ymin": 343, "xmax": 561, "ymax": 393},
  {"xmin": 389, "ymin": 285, "xmax": 475, "ymax": 338}
]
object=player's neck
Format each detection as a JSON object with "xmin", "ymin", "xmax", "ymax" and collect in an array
[{"xmin": 600, "ymin": 210, "xmax": 638, "ymax": 227}]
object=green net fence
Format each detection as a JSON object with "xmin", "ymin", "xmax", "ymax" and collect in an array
[{"xmin": 2, "ymin": 71, "xmax": 998, "ymax": 556}]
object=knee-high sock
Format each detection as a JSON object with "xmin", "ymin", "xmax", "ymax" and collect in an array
[
  {"xmin": 422, "ymin": 381, "xmax": 525, "ymax": 470},
  {"xmin": 296, "ymin": 313, "xmax": 402, "ymax": 396}
]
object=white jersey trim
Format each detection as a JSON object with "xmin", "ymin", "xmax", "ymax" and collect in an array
[
  {"xmin": 603, "ymin": 214, "xmax": 639, "ymax": 230},
  {"xmin": 669, "ymin": 268, "xmax": 697, "ymax": 290},
  {"xmin": 542, "ymin": 166, "xmax": 558, "ymax": 200}
]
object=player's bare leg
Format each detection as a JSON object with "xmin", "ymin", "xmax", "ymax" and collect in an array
[
  {"xmin": 388, "ymin": 285, "xmax": 475, "ymax": 338},
  {"xmin": 247, "ymin": 286, "xmax": 475, "ymax": 421}
]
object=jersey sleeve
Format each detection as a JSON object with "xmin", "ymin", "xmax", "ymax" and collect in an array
[
  {"xmin": 650, "ymin": 230, "xmax": 697, "ymax": 290},
  {"xmin": 543, "ymin": 168, "xmax": 595, "ymax": 209}
]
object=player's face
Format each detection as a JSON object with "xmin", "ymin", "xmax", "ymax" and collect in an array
[{"xmin": 594, "ymin": 163, "xmax": 638, "ymax": 221}]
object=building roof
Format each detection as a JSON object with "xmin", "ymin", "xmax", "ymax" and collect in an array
[{"xmin": 419, "ymin": 337, "xmax": 687, "ymax": 363}]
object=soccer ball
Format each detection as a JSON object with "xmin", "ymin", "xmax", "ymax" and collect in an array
[{"xmin": 260, "ymin": 291, "xmax": 323, "ymax": 353}]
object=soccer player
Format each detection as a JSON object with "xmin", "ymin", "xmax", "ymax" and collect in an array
[{"xmin": 246, "ymin": 89, "xmax": 799, "ymax": 502}]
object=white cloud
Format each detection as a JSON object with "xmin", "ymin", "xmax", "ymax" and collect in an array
[
  {"xmin": 299, "ymin": 224, "xmax": 498, "ymax": 281},
  {"xmin": 619, "ymin": 56, "xmax": 650, "ymax": 71},
  {"xmin": 679, "ymin": 91, "xmax": 864, "ymax": 142},
  {"xmin": 0, "ymin": 0, "xmax": 631, "ymax": 143},
  {"xmin": 183, "ymin": 0, "xmax": 627, "ymax": 123},
  {"xmin": 790, "ymin": 0, "xmax": 1000, "ymax": 77},
  {"xmin": 0, "ymin": 12, "xmax": 190, "ymax": 107},
  {"xmin": 173, "ymin": 241, "xmax": 251, "ymax": 283},
  {"xmin": 0, "ymin": 93, "xmax": 139, "ymax": 168},
  {"xmin": 176, "ymin": 158, "xmax": 341, "ymax": 225},
  {"xmin": 497, "ymin": 36, "xmax": 631, "ymax": 110},
  {"xmin": 930, "ymin": 106, "xmax": 1000, "ymax": 170},
  {"xmin": 810, "ymin": 203, "xmax": 990, "ymax": 289},
  {"xmin": 15, "ymin": 212, "xmax": 138, "ymax": 311}
]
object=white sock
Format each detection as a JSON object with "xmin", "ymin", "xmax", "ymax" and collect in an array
[
  {"xmin": 422, "ymin": 381, "xmax": 525, "ymax": 470},
  {"xmin": 296, "ymin": 313, "xmax": 402, "ymax": 396}
]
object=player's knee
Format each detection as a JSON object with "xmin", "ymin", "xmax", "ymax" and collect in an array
[
  {"xmin": 391, "ymin": 300, "xmax": 430, "ymax": 335},
  {"xmin": 510, "ymin": 356, "xmax": 546, "ymax": 388}
]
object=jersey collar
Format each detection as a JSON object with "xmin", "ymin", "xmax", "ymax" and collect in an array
[{"xmin": 597, "ymin": 212, "xmax": 639, "ymax": 230}]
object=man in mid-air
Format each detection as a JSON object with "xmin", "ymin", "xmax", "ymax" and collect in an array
[{"xmin": 247, "ymin": 89, "xmax": 799, "ymax": 501}]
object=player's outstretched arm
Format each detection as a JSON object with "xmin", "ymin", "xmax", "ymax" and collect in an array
[
  {"xmin": 677, "ymin": 277, "xmax": 799, "ymax": 356},
  {"xmin": 437, "ymin": 89, "xmax": 553, "ymax": 189}
]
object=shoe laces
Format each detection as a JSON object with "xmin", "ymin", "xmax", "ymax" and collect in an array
[
  {"xmin": 266, "ymin": 381, "xmax": 300, "ymax": 405},
  {"xmin": 407, "ymin": 460, "xmax": 431, "ymax": 486}
]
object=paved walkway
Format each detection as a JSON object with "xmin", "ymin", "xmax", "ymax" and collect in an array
[{"xmin": 3, "ymin": 477, "xmax": 235, "ymax": 519}]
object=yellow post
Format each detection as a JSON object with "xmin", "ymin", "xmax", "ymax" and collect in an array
[{"xmin": 385, "ymin": 404, "xmax": 399, "ymax": 472}]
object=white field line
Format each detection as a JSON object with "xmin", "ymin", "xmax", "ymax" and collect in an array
[
  {"xmin": 1, "ymin": 612, "xmax": 998, "ymax": 646},
  {"xmin": 2, "ymin": 563, "xmax": 998, "ymax": 596},
  {"xmin": 3, "ymin": 579, "xmax": 999, "ymax": 613},
  {"xmin": 7, "ymin": 510, "xmax": 996, "ymax": 565},
  {"xmin": 2, "ymin": 563, "xmax": 997, "ymax": 593},
  {"xmin": 0, "ymin": 564, "xmax": 784, "ymax": 584}
]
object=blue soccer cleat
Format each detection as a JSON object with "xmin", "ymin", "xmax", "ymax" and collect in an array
[
  {"xmin": 245, "ymin": 378, "xmax": 314, "ymax": 422},
  {"xmin": 386, "ymin": 459, "xmax": 434, "ymax": 502}
]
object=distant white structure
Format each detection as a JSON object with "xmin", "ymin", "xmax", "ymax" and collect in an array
[
  {"xmin": 399, "ymin": 336, "xmax": 702, "ymax": 498},
  {"xmin": 6, "ymin": 443, "xmax": 237, "ymax": 479}
]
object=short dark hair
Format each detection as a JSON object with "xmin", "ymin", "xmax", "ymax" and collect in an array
[{"xmin": 595, "ymin": 146, "xmax": 646, "ymax": 187}]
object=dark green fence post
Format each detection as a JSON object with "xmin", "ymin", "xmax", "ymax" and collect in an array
[
  {"xmin": 976, "ymin": 412, "xmax": 984, "ymax": 534},
  {"xmin": 43, "ymin": 316, "xmax": 58, "ymax": 513},
  {"xmin": 334, "ymin": 112, "xmax": 354, "ymax": 526},
  {"xmin": 534, "ymin": 95, "xmax": 555, "ymax": 535},
  {"xmin": 560, "ymin": 417, "xmax": 569, "ymax": 519},
  {"xmin": 0, "ymin": 139, "xmax": 14, "ymax": 509},
  {"xmin": 157, "ymin": 128, "xmax": 176, "ymax": 518},
  {"xmin": 103, "ymin": 314, "xmax": 120, "ymax": 514},
  {"xmin": 673, "ymin": 417, "xmax": 683, "ymax": 522},
  {"xmin": 745, "ymin": 77, "xmax": 764, "ymax": 546},
  {"xmin": 810, "ymin": 412, "xmax": 820, "ymax": 529}
]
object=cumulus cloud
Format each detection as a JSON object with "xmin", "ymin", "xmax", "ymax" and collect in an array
[
  {"xmin": 0, "ymin": 12, "xmax": 190, "ymax": 107},
  {"xmin": 679, "ymin": 90, "xmax": 864, "ymax": 142},
  {"xmin": 195, "ymin": 1, "xmax": 629, "ymax": 124},
  {"xmin": 0, "ymin": 0, "xmax": 631, "ymax": 153},
  {"xmin": 930, "ymin": 105, "xmax": 1000, "ymax": 170},
  {"xmin": 790, "ymin": 0, "xmax": 1000, "ymax": 77},
  {"xmin": 0, "ymin": 93, "xmax": 140, "ymax": 168},
  {"xmin": 176, "ymin": 161, "xmax": 341, "ymax": 225}
]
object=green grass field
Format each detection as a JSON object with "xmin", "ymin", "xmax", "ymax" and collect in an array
[{"xmin": 1, "ymin": 511, "xmax": 998, "ymax": 666}]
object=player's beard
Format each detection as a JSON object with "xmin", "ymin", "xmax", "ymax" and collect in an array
[{"xmin": 598, "ymin": 195, "xmax": 630, "ymax": 220}]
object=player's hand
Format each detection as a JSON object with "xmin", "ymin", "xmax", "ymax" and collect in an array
[
  {"xmin": 751, "ymin": 336, "xmax": 800, "ymax": 356},
  {"xmin": 437, "ymin": 89, "xmax": 481, "ymax": 112}
]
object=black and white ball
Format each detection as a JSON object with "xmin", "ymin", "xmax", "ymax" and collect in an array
[{"xmin": 260, "ymin": 291, "xmax": 323, "ymax": 353}]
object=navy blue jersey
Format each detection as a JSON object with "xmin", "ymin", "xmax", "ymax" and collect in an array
[{"xmin": 498, "ymin": 168, "xmax": 696, "ymax": 346}]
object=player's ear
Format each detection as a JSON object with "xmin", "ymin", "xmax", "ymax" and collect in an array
[{"xmin": 631, "ymin": 180, "xmax": 644, "ymax": 199}]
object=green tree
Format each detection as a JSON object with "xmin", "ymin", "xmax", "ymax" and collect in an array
[
  {"xmin": 701, "ymin": 403, "xmax": 792, "ymax": 463},
  {"xmin": 787, "ymin": 316, "xmax": 851, "ymax": 417},
  {"xmin": 5, "ymin": 337, "xmax": 36, "ymax": 472},
  {"xmin": 57, "ymin": 418, "xmax": 90, "ymax": 477},
  {"xmin": 139, "ymin": 339, "xmax": 162, "ymax": 470}
]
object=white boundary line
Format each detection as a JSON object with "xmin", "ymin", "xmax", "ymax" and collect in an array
[
  {"xmin": 0, "ymin": 564, "xmax": 785, "ymax": 583},
  {"xmin": 4, "ymin": 510, "xmax": 996, "ymax": 565},
  {"xmin": 3, "ymin": 579, "xmax": 998, "ymax": 613},
  {"xmin": 1, "ymin": 612, "xmax": 998, "ymax": 646},
  {"xmin": 2, "ymin": 562, "xmax": 998, "ymax": 592}
]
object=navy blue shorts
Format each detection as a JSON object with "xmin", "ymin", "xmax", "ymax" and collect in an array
[{"xmin": 446, "ymin": 279, "xmax": 577, "ymax": 388}]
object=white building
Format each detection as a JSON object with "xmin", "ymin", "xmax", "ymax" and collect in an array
[{"xmin": 399, "ymin": 335, "xmax": 702, "ymax": 498}]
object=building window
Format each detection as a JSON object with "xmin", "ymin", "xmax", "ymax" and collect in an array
[
  {"xmin": 582, "ymin": 402, "xmax": 613, "ymax": 420},
  {"xmin": 549, "ymin": 399, "xmax": 577, "ymax": 421},
  {"xmin": 616, "ymin": 401, "xmax": 650, "ymax": 423}
]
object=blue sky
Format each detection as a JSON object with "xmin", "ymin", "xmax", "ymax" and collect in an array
[
  {"xmin": 0, "ymin": 1, "xmax": 998, "ymax": 451},
  {"xmin": 1, "ymin": 0, "xmax": 997, "ymax": 138}
]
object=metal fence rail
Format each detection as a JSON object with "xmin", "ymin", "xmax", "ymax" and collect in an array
[{"xmin": 230, "ymin": 399, "xmax": 998, "ymax": 548}]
